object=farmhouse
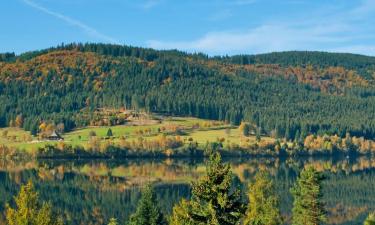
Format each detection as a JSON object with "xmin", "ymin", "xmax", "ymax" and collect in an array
[{"xmin": 46, "ymin": 130, "xmax": 64, "ymax": 141}]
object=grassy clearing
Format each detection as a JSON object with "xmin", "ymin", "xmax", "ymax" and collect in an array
[{"xmin": 0, "ymin": 116, "xmax": 275, "ymax": 152}]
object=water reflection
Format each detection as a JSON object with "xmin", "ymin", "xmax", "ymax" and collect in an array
[{"xmin": 0, "ymin": 156, "xmax": 375, "ymax": 225}]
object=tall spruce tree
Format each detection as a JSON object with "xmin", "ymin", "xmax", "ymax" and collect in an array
[
  {"xmin": 129, "ymin": 185, "xmax": 166, "ymax": 225},
  {"xmin": 170, "ymin": 152, "xmax": 244, "ymax": 225},
  {"xmin": 107, "ymin": 128, "xmax": 113, "ymax": 137},
  {"xmin": 244, "ymin": 171, "xmax": 282, "ymax": 225},
  {"xmin": 290, "ymin": 166, "xmax": 326, "ymax": 225}
]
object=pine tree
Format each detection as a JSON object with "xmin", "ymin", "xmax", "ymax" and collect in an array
[
  {"xmin": 244, "ymin": 171, "xmax": 282, "ymax": 225},
  {"xmin": 170, "ymin": 152, "xmax": 244, "ymax": 225},
  {"xmin": 129, "ymin": 185, "xmax": 166, "ymax": 225},
  {"xmin": 290, "ymin": 167, "xmax": 326, "ymax": 225},
  {"xmin": 6, "ymin": 180, "xmax": 63, "ymax": 225},
  {"xmin": 107, "ymin": 128, "xmax": 113, "ymax": 137},
  {"xmin": 364, "ymin": 212, "xmax": 375, "ymax": 225}
]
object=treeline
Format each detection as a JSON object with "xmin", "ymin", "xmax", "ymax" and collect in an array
[
  {"xmin": 3, "ymin": 129, "xmax": 375, "ymax": 160},
  {"xmin": 219, "ymin": 51, "xmax": 375, "ymax": 79},
  {"xmin": 0, "ymin": 44, "xmax": 375, "ymax": 141}
]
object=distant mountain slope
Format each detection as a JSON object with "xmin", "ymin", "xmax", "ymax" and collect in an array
[{"xmin": 0, "ymin": 43, "xmax": 374, "ymax": 140}]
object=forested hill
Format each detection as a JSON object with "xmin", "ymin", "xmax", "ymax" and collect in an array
[{"xmin": 0, "ymin": 43, "xmax": 375, "ymax": 140}]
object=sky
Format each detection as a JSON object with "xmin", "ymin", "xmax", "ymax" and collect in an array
[{"xmin": 1, "ymin": 0, "xmax": 375, "ymax": 56}]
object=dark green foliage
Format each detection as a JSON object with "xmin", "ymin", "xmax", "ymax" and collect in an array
[
  {"xmin": 129, "ymin": 185, "xmax": 166, "ymax": 225},
  {"xmin": 170, "ymin": 152, "xmax": 244, "ymax": 224},
  {"xmin": 0, "ymin": 52, "xmax": 15, "ymax": 62},
  {"xmin": 1, "ymin": 43, "xmax": 375, "ymax": 141},
  {"xmin": 222, "ymin": 51, "xmax": 375, "ymax": 79},
  {"xmin": 107, "ymin": 128, "xmax": 113, "ymax": 137},
  {"xmin": 290, "ymin": 167, "xmax": 326, "ymax": 225}
]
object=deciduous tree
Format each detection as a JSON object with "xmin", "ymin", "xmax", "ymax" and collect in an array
[
  {"xmin": 364, "ymin": 212, "xmax": 375, "ymax": 225},
  {"xmin": 6, "ymin": 180, "xmax": 63, "ymax": 225},
  {"xmin": 244, "ymin": 171, "xmax": 282, "ymax": 225}
]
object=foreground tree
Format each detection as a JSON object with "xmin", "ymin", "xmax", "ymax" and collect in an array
[
  {"xmin": 6, "ymin": 181, "xmax": 63, "ymax": 225},
  {"xmin": 290, "ymin": 166, "xmax": 326, "ymax": 225},
  {"xmin": 244, "ymin": 172, "xmax": 282, "ymax": 225},
  {"xmin": 129, "ymin": 185, "xmax": 166, "ymax": 225},
  {"xmin": 364, "ymin": 212, "xmax": 375, "ymax": 225},
  {"xmin": 170, "ymin": 152, "xmax": 244, "ymax": 225}
]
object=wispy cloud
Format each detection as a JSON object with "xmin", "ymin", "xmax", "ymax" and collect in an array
[
  {"xmin": 22, "ymin": 0, "xmax": 119, "ymax": 44},
  {"xmin": 147, "ymin": 23, "xmax": 354, "ymax": 55},
  {"xmin": 147, "ymin": 0, "xmax": 375, "ymax": 56}
]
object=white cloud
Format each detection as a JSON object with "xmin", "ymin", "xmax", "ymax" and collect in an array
[
  {"xmin": 147, "ymin": 23, "xmax": 354, "ymax": 55},
  {"xmin": 23, "ymin": 0, "xmax": 119, "ymax": 44},
  {"xmin": 147, "ymin": 0, "xmax": 375, "ymax": 56}
]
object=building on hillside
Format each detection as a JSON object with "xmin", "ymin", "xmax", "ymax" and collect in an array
[{"xmin": 46, "ymin": 130, "xmax": 64, "ymax": 141}]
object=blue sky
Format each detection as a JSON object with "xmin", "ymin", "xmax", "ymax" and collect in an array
[{"xmin": 1, "ymin": 0, "xmax": 375, "ymax": 56}]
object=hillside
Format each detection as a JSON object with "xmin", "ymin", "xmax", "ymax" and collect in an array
[{"xmin": 0, "ymin": 43, "xmax": 375, "ymax": 140}]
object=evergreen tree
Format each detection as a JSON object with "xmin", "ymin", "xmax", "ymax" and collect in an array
[
  {"xmin": 107, "ymin": 128, "xmax": 113, "ymax": 137},
  {"xmin": 364, "ymin": 212, "xmax": 375, "ymax": 225},
  {"xmin": 170, "ymin": 199, "xmax": 196, "ymax": 225},
  {"xmin": 129, "ymin": 185, "xmax": 166, "ymax": 225},
  {"xmin": 244, "ymin": 172, "xmax": 282, "ymax": 225},
  {"xmin": 6, "ymin": 180, "xmax": 63, "ymax": 225},
  {"xmin": 170, "ymin": 152, "xmax": 244, "ymax": 225},
  {"xmin": 290, "ymin": 167, "xmax": 326, "ymax": 225}
]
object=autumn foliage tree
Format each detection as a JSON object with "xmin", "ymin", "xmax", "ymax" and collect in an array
[
  {"xmin": 244, "ymin": 171, "xmax": 282, "ymax": 225},
  {"xmin": 364, "ymin": 212, "xmax": 375, "ymax": 225},
  {"xmin": 6, "ymin": 180, "xmax": 63, "ymax": 225}
]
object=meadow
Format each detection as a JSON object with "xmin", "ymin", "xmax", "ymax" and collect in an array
[{"xmin": 0, "ymin": 116, "xmax": 273, "ymax": 152}]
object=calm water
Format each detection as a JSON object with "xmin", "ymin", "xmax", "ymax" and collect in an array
[{"xmin": 1, "ymin": 156, "xmax": 375, "ymax": 225}]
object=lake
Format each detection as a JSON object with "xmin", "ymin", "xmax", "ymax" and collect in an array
[{"xmin": 0, "ymin": 156, "xmax": 375, "ymax": 225}]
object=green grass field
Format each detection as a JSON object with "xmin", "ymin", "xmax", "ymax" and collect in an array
[{"xmin": 0, "ymin": 116, "xmax": 274, "ymax": 152}]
